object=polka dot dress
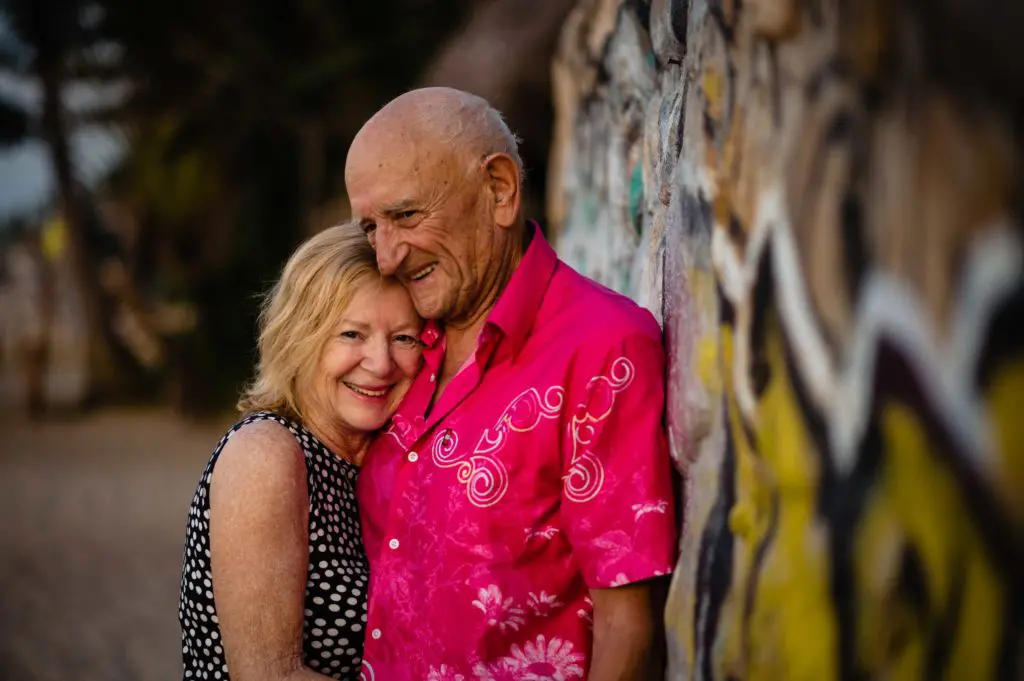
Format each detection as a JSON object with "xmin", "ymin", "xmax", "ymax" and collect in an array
[{"xmin": 178, "ymin": 412, "xmax": 369, "ymax": 680}]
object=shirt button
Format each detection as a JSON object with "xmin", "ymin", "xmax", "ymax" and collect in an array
[
  {"xmin": 429, "ymin": 372, "xmax": 436, "ymax": 382},
  {"xmin": 407, "ymin": 451, "xmax": 419, "ymax": 463},
  {"xmin": 371, "ymin": 628, "xmax": 382, "ymax": 640},
  {"xmin": 388, "ymin": 538, "xmax": 400, "ymax": 550}
]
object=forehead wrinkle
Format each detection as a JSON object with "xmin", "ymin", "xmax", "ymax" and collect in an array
[
  {"xmin": 349, "ymin": 164, "xmax": 426, "ymax": 215},
  {"xmin": 352, "ymin": 101, "xmax": 476, "ymax": 171},
  {"xmin": 381, "ymin": 198, "xmax": 418, "ymax": 214},
  {"xmin": 348, "ymin": 87, "xmax": 522, "ymax": 196}
]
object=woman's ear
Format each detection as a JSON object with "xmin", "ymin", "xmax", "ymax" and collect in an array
[{"xmin": 483, "ymin": 153, "xmax": 522, "ymax": 228}]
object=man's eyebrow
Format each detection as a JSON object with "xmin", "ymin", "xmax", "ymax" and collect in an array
[{"xmin": 381, "ymin": 199, "xmax": 417, "ymax": 215}]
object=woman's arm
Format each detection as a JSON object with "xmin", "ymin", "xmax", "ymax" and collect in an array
[{"xmin": 209, "ymin": 420, "xmax": 333, "ymax": 681}]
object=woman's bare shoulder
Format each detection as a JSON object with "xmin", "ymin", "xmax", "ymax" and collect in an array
[
  {"xmin": 212, "ymin": 418, "xmax": 306, "ymax": 498},
  {"xmin": 225, "ymin": 417, "xmax": 300, "ymax": 452}
]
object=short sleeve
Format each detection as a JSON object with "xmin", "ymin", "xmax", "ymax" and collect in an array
[{"xmin": 560, "ymin": 331, "xmax": 678, "ymax": 588}]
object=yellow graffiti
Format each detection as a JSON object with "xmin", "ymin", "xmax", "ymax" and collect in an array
[
  {"xmin": 850, "ymin": 403, "xmax": 1006, "ymax": 680},
  {"xmin": 987, "ymin": 359, "xmax": 1024, "ymax": 530},
  {"xmin": 743, "ymin": 319, "xmax": 838, "ymax": 681},
  {"xmin": 719, "ymin": 323, "xmax": 757, "ymax": 681}
]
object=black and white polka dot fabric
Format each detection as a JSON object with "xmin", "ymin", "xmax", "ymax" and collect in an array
[{"xmin": 178, "ymin": 412, "xmax": 369, "ymax": 680}]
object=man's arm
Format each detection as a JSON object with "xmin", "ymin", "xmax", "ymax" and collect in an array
[
  {"xmin": 589, "ymin": 582, "xmax": 658, "ymax": 681},
  {"xmin": 558, "ymin": 328, "xmax": 679, "ymax": 680}
]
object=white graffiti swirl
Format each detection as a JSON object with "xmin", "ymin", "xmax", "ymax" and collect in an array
[{"xmin": 564, "ymin": 357, "xmax": 635, "ymax": 503}]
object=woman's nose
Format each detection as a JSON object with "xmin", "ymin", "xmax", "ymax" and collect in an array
[{"xmin": 362, "ymin": 337, "xmax": 395, "ymax": 376}]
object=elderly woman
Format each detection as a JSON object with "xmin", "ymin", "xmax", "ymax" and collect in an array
[{"xmin": 178, "ymin": 221, "xmax": 422, "ymax": 681}]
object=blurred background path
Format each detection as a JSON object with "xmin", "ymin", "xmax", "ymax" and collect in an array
[{"xmin": 0, "ymin": 409, "xmax": 232, "ymax": 681}]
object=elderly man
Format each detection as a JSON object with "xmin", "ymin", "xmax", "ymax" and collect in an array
[{"xmin": 346, "ymin": 87, "xmax": 677, "ymax": 681}]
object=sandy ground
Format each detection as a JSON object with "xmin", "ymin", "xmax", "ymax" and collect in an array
[{"xmin": 0, "ymin": 408, "xmax": 234, "ymax": 681}]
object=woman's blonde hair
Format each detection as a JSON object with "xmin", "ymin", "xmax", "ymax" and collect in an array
[{"xmin": 237, "ymin": 220, "xmax": 381, "ymax": 420}]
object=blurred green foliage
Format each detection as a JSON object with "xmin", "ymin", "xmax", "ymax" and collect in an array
[{"xmin": 1, "ymin": 0, "xmax": 475, "ymax": 413}]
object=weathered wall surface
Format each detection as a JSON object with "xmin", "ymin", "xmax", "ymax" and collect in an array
[{"xmin": 549, "ymin": 0, "xmax": 1024, "ymax": 679}]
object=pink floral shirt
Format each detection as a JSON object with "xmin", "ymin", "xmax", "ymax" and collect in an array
[{"xmin": 357, "ymin": 225, "xmax": 677, "ymax": 681}]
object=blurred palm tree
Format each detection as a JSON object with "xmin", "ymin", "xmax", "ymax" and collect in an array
[
  {"xmin": 80, "ymin": 0, "xmax": 476, "ymax": 411},
  {"xmin": 0, "ymin": 0, "xmax": 148, "ymax": 404},
  {"xmin": 0, "ymin": 94, "xmax": 29, "ymax": 145}
]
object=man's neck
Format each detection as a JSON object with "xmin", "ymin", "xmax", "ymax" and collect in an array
[
  {"xmin": 442, "ymin": 318, "xmax": 488, "ymax": 378},
  {"xmin": 436, "ymin": 222, "xmax": 531, "ymax": 395}
]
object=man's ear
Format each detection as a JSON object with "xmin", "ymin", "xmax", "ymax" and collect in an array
[{"xmin": 483, "ymin": 153, "xmax": 521, "ymax": 228}]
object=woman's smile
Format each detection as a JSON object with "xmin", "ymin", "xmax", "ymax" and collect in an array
[{"xmin": 342, "ymin": 381, "xmax": 394, "ymax": 400}]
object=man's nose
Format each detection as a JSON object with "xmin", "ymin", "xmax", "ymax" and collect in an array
[
  {"xmin": 362, "ymin": 336, "xmax": 396, "ymax": 377},
  {"xmin": 374, "ymin": 222, "xmax": 408, "ymax": 277}
]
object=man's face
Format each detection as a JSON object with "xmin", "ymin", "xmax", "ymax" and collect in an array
[{"xmin": 346, "ymin": 144, "xmax": 496, "ymax": 324}]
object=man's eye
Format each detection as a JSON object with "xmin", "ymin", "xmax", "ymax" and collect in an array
[
  {"xmin": 396, "ymin": 210, "xmax": 417, "ymax": 221},
  {"xmin": 361, "ymin": 222, "xmax": 377, "ymax": 235}
]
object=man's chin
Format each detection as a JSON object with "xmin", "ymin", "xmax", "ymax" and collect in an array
[{"xmin": 412, "ymin": 297, "xmax": 447, "ymax": 321}]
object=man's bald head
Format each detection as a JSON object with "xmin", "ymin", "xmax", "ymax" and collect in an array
[{"xmin": 347, "ymin": 87, "xmax": 522, "ymax": 184}]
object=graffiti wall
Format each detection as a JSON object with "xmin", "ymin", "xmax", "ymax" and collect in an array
[{"xmin": 548, "ymin": 0, "xmax": 1024, "ymax": 679}]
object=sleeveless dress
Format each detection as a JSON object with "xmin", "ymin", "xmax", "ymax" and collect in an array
[{"xmin": 178, "ymin": 412, "xmax": 369, "ymax": 681}]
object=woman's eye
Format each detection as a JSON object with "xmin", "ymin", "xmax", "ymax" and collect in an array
[
  {"xmin": 339, "ymin": 330, "xmax": 361, "ymax": 340},
  {"xmin": 394, "ymin": 334, "xmax": 419, "ymax": 346}
]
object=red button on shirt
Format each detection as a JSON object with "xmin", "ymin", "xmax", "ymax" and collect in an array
[{"xmin": 357, "ymin": 225, "xmax": 677, "ymax": 681}]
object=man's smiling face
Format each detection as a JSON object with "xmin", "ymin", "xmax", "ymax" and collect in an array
[{"xmin": 345, "ymin": 129, "xmax": 497, "ymax": 325}]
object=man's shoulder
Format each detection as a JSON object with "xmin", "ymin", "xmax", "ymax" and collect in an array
[{"xmin": 545, "ymin": 259, "xmax": 662, "ymax": 345}]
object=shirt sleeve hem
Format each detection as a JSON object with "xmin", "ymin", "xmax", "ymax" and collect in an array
[{"xmin": 584, "ymin": 563, "xmax": 676, "ymax": 590}]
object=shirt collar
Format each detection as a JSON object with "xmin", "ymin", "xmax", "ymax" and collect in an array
[
  {"xmin": 485, "ymin": 220, "xmax": 558, "ymax": 361},
  {"xmin": 419, "ymin": 320, "xmax": 443, "ymax": 350}
]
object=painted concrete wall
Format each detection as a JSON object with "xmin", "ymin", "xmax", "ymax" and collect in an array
[{"xmin": 548, "ymin": 1, "xmax": 1024, "ymax": 679}]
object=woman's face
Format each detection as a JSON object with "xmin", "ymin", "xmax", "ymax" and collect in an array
[{"xmin": 304, "ymin": 280, "xmax": 422, "ymax": 435}]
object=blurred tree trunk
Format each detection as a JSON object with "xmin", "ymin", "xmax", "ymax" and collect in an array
[
  {"xmin": 23, "ymin": 235, "xmax": 56, "ymax": 419},
  {"xmin": 30, "ymin": 0, "xmax": 141, "ymax": 403},
  {"xmin": 420, "ymin": 0, "xmax": 578, "ymax": 225},
  {"xmin": 298, "ymin": 121, "xmax": 326, "ymax": 235}
]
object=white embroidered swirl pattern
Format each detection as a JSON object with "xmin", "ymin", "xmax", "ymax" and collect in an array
[
  {"xmin": 431, "ymin": 386, "xmax": 564, "ymax": 507},
  {"xmin": 384, "ymin": 413, "xmax": 418, "ymax": 449},
  {"xmin": 564, "ymin": 357, "xmax": 635, "ymax": 502}
]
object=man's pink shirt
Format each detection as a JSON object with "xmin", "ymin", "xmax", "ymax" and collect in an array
[{"xmin": 357, "ymin": 225, "xmax": 678, "ymax": 680}]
